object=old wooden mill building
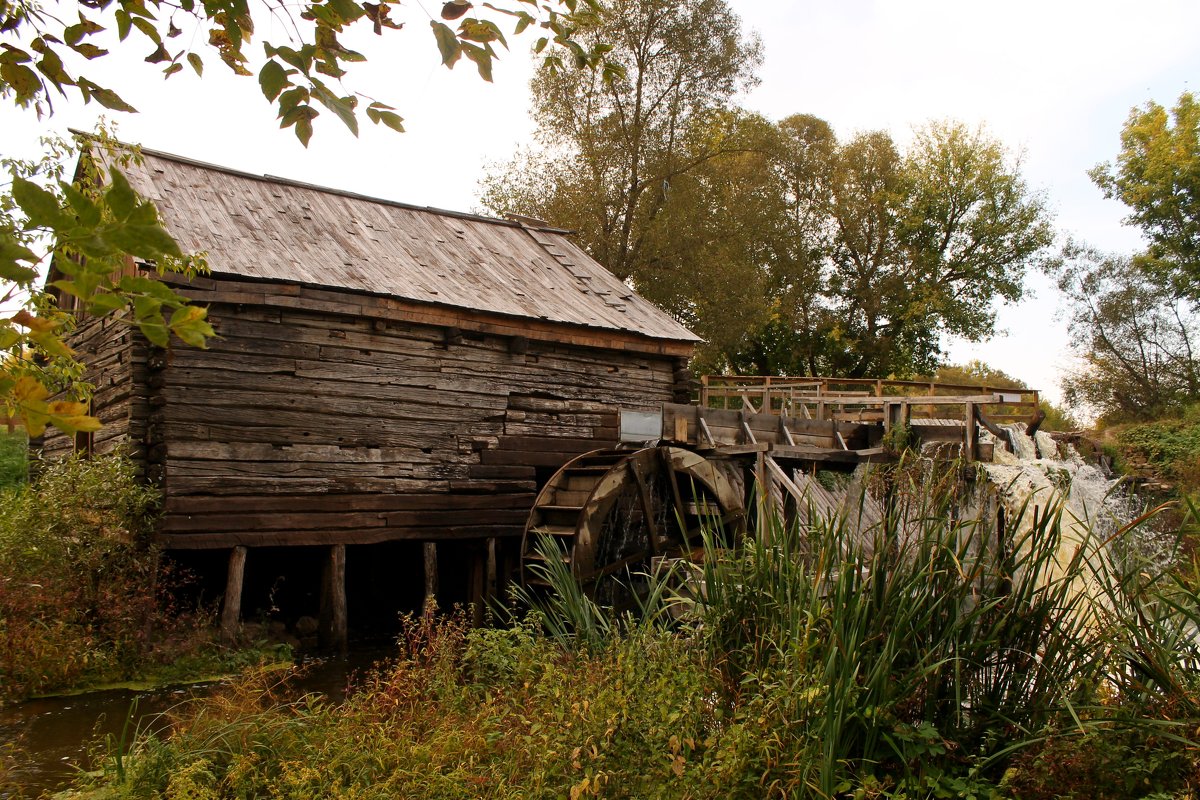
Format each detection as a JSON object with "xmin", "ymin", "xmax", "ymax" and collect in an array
[
  {"xmin": 41, "ymin": 146, "xmax": 698, "ymax": 648},
  {"xmin": 41, "ymin": 146, "xmax": 1041, "ymax": 648}
]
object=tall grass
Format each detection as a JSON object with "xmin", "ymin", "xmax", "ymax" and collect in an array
[
  {"xmin": 694, "ymin": 468, "xmax": 1105, "ymax": 796},
  {"xmin": 74, "ymin": 465, "xmax": 1200, "ymax": 798}
]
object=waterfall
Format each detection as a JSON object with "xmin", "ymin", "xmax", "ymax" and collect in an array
[
  {"xmin": 776, "ymin": 422, "xmax": 1142, "ymax": 588},
  {"xmin": 977, "ymin": 423, "xmax": 1138, "ymax": 589}
]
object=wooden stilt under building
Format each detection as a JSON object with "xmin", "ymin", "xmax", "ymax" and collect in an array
[
  {"xmin": 220, "ymin": 545, "xmax": 247, "ymax": 642},
  {"xmin": 319, "ymin": 544, "xmax": 348, "ymax": 653}
]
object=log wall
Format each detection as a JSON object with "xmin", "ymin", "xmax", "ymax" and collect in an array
[
  {"xmin": 37, "ymin": 312, "xmax": 150, "ymax": 467},
  {"xmin": 154, "ymin": 278, "xmax": 685, "ymax": 549}
]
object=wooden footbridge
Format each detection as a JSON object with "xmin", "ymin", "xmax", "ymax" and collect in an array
[{"xmin": 520, "ymin": 375, "xmax": 1041, "ymax": 594}]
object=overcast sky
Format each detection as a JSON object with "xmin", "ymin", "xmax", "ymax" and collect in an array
[{"xmin": 2, "ymin": 0, "xmax": 1198, "ymax": 404}]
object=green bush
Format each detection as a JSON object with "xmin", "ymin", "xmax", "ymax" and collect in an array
[
  {"xmin": 0, "ymin": 453, "xmax": 273, "ymax": 704},
  {"xmin": 0, "ymin": 430, "xmax": 26, "ymax": 489},
  {"xmin": 1117, "ymin": 416, "xmax": 1200, "ymax": 491}
]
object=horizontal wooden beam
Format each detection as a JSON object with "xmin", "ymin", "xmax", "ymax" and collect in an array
[{"xmin": 158, "ymin": 524, "xmax": 524, "ymax": 549}]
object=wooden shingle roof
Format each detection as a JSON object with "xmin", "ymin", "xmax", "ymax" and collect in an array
[{"xmin": 111, "ymin": 147, "xmax": 700, "ymax": 344}]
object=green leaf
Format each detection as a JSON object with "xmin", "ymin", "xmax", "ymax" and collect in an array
[
  {"xmin": 34, "ymin": 44, "xmax": 70, "ymax": 92},
  {"xmin": 0, "ymin": 326, "xmax": 21, "ymax": 350},
  {"xmin": 0, "ymin": 61, "xmax": 41, "ymax": 105},
  {"xmin": 48, "ymin": 411, "xmax": 102, "ymax": 435},
  {"xmin": 258, "ymin": 59, "xmax": 290, "ymax": 101},
  {"xmin": 277, "ymin": 86, "xmax": 307, "ymax": 115},
  {"xmin": 127, "ymin": 200, "xmax": 158, "ymax": 226},
  {"xmin": 169, "ymin": 305, "xmax": 214, "ymax": 348},
  {"xmin": 115, "ymin": 10, "xmax": 132, "ymax": 40},
  {"xmin": 0, "ymin": 238, "xmax": 39, "ymax": 266},
  {"xmin": 312, "ymin": 84, "xmax": 358, "ymax": 136},
  {"xmin": 87, "ymin": 292, "xmax": 129, "ymax": 315},
  {"xmin": 29, "ymin": 329, "xmax": 75, "ymax": 359},
  {"xmin": 137, "ymin": 316, "xmax": 169, "ymax": 347},
  {"xmin": 70, "ymin": 41, "xmax": 108, "ymax": 59},
  {"xmin": 326, "ymin": 0, "xmax": 366, "ymax": 24},
  {"xmin": 106, "ymin": 223, "xmax": 184, "ymax": 259},
  {"xmin": 187, "ymin": 52, "xmax": 203, "ymax": 75},
  {"xmin": 130, "ymin": 16, "xmax": 161, "ymax": 44},
  {"xmin": 50, "ymin": 279, "xmax": 82, "ymax": 298},
  {"xmin": 0, "ymin": 260, "xmax": 38, "ymax": 284},
  {"xmin": 104, "ymin": 168, "xmax": 138, "ymax": 221},
  {"xmin": 430, "ymin": 21, "xmax": 461, "ymax": 67},
  {"xmin": 366, "ymin": 108, "xmax": 404, "ymax": 133},
  {"xmin": 79, "ymin": 80, "xmax": 138, "ymax": 112},
  {"xmin": 12, "ymin": 177, "xmax": 73, "ymax": 231},
  {"xmin": 59, "ymin": 181, "xmax": 102, "ymax": 227},
  {"xmin": 460, "ymin": 41, "xmax": 493, "ymax": 82},
  {"xmin": 132, "ymin": 293, "xmax": 162, "ymax": 320},
  {"xmin": 459, "ymin": 18, "xmax": 505, "ymax": 48},
  {"xmin": 280, "ymin": 105, "xmax": 319, "ymax": 147}
]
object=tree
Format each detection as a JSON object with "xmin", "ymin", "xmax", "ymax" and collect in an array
[
  {"xmin": 1, "ymin": 0, "xmax": 608, "ymax": 434},
  {"xmin": 736, "ymin": 120, "xmax": 1054, "ymax": 379},
  {"xmin": 1056, "ymin": 244, "xmax": 1199, "ymax": 423},
  {"xmin": 1091, "ymin": 92, "xmax": 1200, "ymax": 301},
  {"xmin": 480, "ymin": 0, "xmax": 762, "ymax": 284}
]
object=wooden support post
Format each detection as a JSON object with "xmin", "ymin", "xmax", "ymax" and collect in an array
[
  {"xmin": 964, "ymin": 402, "xmax": 978, "ymax": 463},
  {"xmin": 470, "ymin": 543, "xmax": 486, "ymax": 628},
  {"xmin": 755, "ymin": 451, "xmax": 771, "ymax": 546},
  {"xmin": 779, "ymin": 417, "xmax": 796, "ymax": 446},
  {"xmin": 319, "ymin": 544, "xmax": 348, "ymax": 653},
  {"xmin": 739, "ymin": 411, "xmax": 757, "ymax": 444},
  {"xmin": 220, "ymin": 546, "xmax": 247, "ymax": 643},
  {"xmin": 486, "ymin": 537, "xmax": 498, "ymax": 602},
  {"xmin": 423, "ymin": 541, "xmax": 439, "ymax": 619}
]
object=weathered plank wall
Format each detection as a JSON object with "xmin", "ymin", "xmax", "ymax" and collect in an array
[
  {"xmin": 37, "ymin": 313, "xmax": 150, "ymax": 467},
  {"xmin": 154, "ymin": 278, "xmax": 682, "ymax": 549}
]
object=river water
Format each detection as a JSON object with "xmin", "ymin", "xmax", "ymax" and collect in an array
[{"xmin": 0, "ymin": 646, "xmax": 396, "ymax": 798}]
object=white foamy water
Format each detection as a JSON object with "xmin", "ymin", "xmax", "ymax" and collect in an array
[
  {"xmin": 775, "ymin": 423, "xmax": 1138, "ymax": 585},
  {"xmin": 980, "ymin": 424, "xmax": 1135, "ymax": 589}
]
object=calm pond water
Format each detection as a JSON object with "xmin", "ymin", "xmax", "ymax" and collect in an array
[{"xmin": 0, "ymin": 646, "xmax": 396, "ymax": 798}]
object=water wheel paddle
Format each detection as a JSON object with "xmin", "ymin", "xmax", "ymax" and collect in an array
[{"xmin": 519, "ymin": 447, "xmax": 744, "ymax": 601}]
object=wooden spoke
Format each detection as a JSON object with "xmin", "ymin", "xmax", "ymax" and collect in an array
[{"xmin": 519, "ymin": 446, "xmax": 745, "ymax": 604}]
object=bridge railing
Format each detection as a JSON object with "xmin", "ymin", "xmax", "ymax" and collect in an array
[{"xmin": 699, "ymin": 375, "xmax": 1040, "ymax": 425}]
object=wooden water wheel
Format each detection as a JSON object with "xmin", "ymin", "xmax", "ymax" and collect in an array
[{"xmin": 519, "ymin": 447, "xmax": 745, "ymax": 601}]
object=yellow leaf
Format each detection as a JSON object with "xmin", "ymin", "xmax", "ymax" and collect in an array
[
  {"xmin": 10, "ymin": 309, "xmax": 59, "ymax": 334},
  {"xmin": 50, "ymin": 414, "xmax": 103, "ymax": 434},
  {"xmin": 30, "ymin": 330, "xmax": 75, "ymax": 359},
  {"xmin": 12, "ymin": 375, "xmax": 50, "ymax": 404},
  {"xmin": 19, "ymin": 407, "xmax": 49, "ymax": 438},
  {"xmin": 48, "ymin": 400, "xmax": 89, "ymax": 416}
]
